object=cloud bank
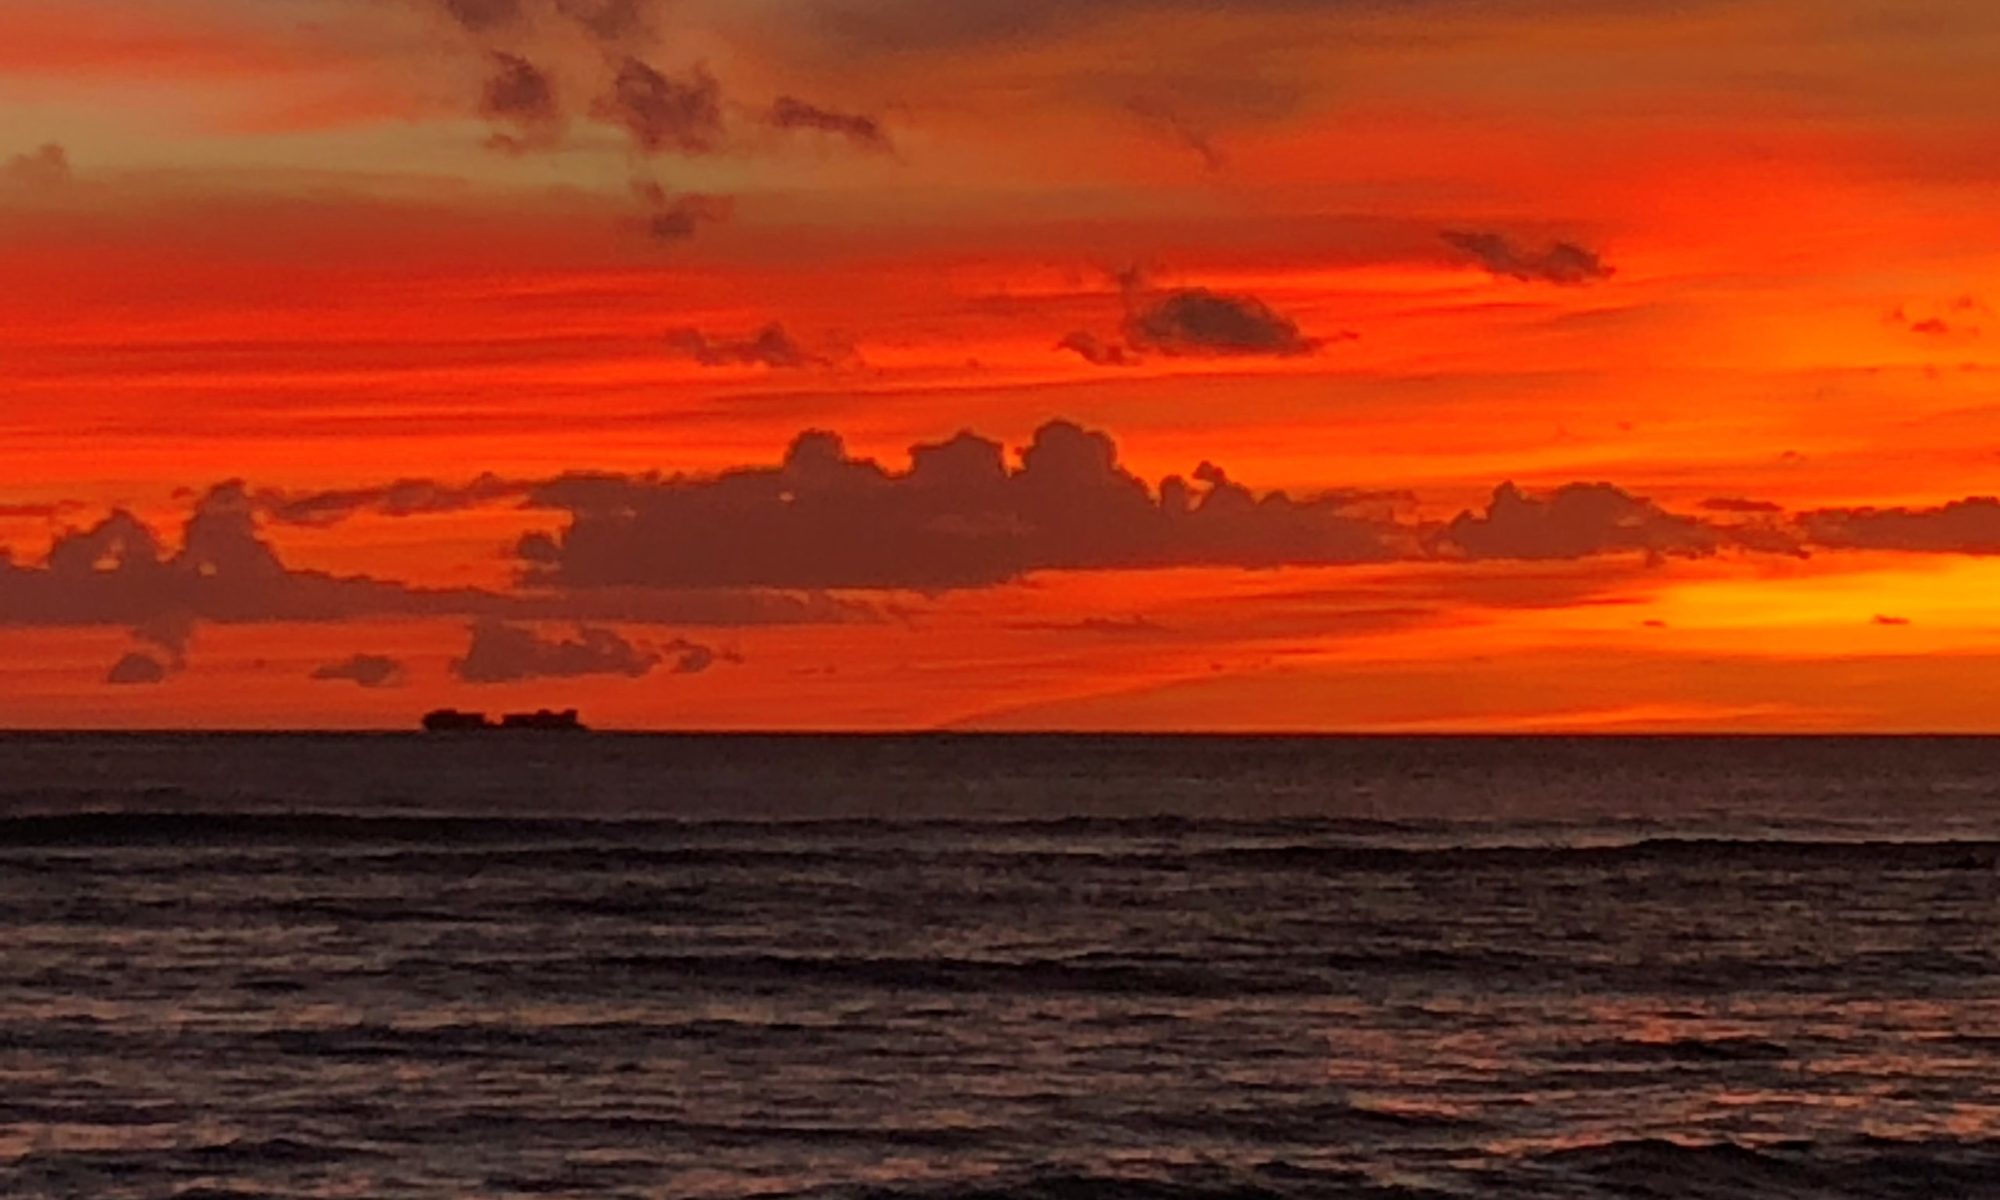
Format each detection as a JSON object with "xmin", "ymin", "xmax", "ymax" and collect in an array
[
  {"xmin": 3, "ymin": 143, "xmax": 70, "ymax": 190},
  {"xmin": 22, "ymin": 418, "xmax": 2000, "ymax": 681},
  {"xmin": 515, "ymin": 420, "xmax": 1406, "ymax": 590},
  {"xmin": 0, "ymin": 481, "xmax": 872, "ymax": 675}
]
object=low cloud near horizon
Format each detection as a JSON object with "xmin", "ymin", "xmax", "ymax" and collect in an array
[
  {"xmin": 11, "ymin": 417, "xmax": 2000, "ymax": 693},
  {"xmin": 311, "ymin": 653, "xmax": 407, "ymax": 688},
  {"xmin": 450, "ymin": 620, "xmax": 715, "ymax": 682}
]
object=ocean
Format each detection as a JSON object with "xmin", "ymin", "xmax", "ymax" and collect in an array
[{"xmin": 3, "ymin": 734, "xmax": 1999, "ymax": 1199}]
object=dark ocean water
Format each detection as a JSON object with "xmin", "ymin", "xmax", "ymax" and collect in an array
[{"xmin": 4, "ymin": 734, "xmax": 2000, "ymax": 1199}]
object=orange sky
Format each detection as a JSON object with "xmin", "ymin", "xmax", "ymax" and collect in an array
[{"xmin": 4, "ymin": 0, "xmax": 2000, "ymax": 730}]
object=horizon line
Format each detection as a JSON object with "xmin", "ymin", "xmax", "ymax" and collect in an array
[{"xmin": 4, "ymin": 728, "xmax": 2000, "ymax": 739}]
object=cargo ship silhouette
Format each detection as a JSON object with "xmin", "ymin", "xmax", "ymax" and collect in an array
[{"xmin": 421, "ymin": 708, "xmax": 588, "ymax": 732}]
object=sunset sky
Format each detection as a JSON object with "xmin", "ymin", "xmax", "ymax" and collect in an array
[{"xmin": 5, "ymin": 0, "xmax": 2000, "ymax": 730}]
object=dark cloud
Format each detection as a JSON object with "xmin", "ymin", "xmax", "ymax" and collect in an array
[
  {"xmin": 481, "ymin": 54, "xmax": 563, "ymax": 153},
  {"xmin": 0, "ymin": 503, "xmax": 76, "ymax": 519},
  {"xmin": 519, "ymin": 583, "xmax": 873, "ymax": 626},
  {"xmin": 1435, "ymin": 482, "xmax": 1736, "ymax": 562},
  {"xmin": 555, "ymin": 0, "xmax": 655, "ymax": 42},
  {"xmin": 310, "ymin": 654, "xmax": 407, "ymax": 688},
  {"xmin": 0, "ymin": 486, "xmax": 366, "ymax": 634},
  {"xmin": 255, "ymin": 474, "xmax": 528, "ymax": 527},
  {"xmin": 1122, "ymin": 288, "xmax": 1323, "ymax": 358},
  {"xmin": 3, "ymin": 143, "xmax": 71, "ymax": 190},
  {"xmin": 452, "ymin": 620, "xmax": 667, "ymax": 682},
  {"xmin": 0, "ymin": 481, "xmax": 875, "ymax": 648},
  {"xmin": 797, "ymin": 0, "xmax": 1689, "ymax": 51},
  {"xmin": 1799, "ymin": 497, "xmax": 2000, "ymax": 555},
  {"xmin": 1126, "ymin": 97, "xmax": 1224, "ymax": 171},
  {"xmin": 1889, "ymin": 301, "xmax": 1984, "ymax": 339},
  {"xmin": 633, "ymin": 181, "xmax": 733, "ymax": 241},
  {"xmin": 793, "ymin": 0, "xmax": 1358, "ymax": 52},
  {"xmin": 1008, "ymin": 616, "xmax": 1167, "ymax": 634},
  {"xmin": 802, "ymin": 0, "xmax": 1092, "ymax": 49},
  {"xmin": 768, "ymin": 96, "xmax": 894, "ymax": 153},
  {"xmin": 1443, "ymin": 231, "xmax": 1615, "ymax": 286},
  {"xmin": 105, "ymin": 652, "xmax": 169, "ymax": 686},
  {"xmin": 666, "ymin": 323, "xmax": 826, "ymax": 368},
  {"xmin": 662, "ymin": 638, "xmax": 721, "ymax": 674},
  {"xmin": 1874, "ymin": 614, "xmax": 1912, "ymax": 627},
  {"xmin": 597, "ymin": 59, "xmax": 725, "ymax": 155},
  {"xmin": 133, "ymin": 610, "xmax": 195, "ymax": 669},
  {"xmin": 1701, "ymin": 497, "xmax": 1785, "ymax": 514},
  {"xmin": 440, "ymin": 0, "xmax": 523, "ymax": 32},
  {"xmin": 42, "ymin": 423, "xmax": 2000, "ymax": 692},
  {"xmin": 515, "ymin": 420, "xmax": 1403, "ymax": 591},
  {"xmin": 1056, "ymin": 331, "xmax": 1138, "ymax": 367}
]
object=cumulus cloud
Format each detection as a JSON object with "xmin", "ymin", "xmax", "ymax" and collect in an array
[
  {"xmin": 1436, "ymin": 482, "xmax": 1735, "ymax": 562},
  {"xmin": 106, "ymin": 652, "xmax": 169, "ymax": 686},
  {"xmin": 1057, "ymin": 331, "xmax": 1138, "ymax": 367},
  {"xmin": 45, "ymin": 420, "xmax": 2000, "ymax": 693},
  {"xmin": 1122, "ymin": 288, "xmax": 1324, "ymax": 358},
  {"xmin": 452, "ymin": 620, "xmax": 666, "ymax": 682},
  {"xmin": 1443, "ymin": 231, "xmax": 1615, "ymax": 286},
  {"xmin": 634, "ymin": 181, "xmax": 733, "ymax": 241},
  {"xmin": 2, "ymin": 483, "xmax": 500, "ymax": 641},
  {"xmin": 1799, "ymin": 497, "xmax": 2000, "ymax": 555},
  {"xmin": 481, "ymin": 53, "xmax": 563, "ymax": 152},
  {"xmin": 515, "ymin": 419, "xmax": 1404, "ymax": 591},
  {"xmin": 3, "ymin": 144, "xmax": 71, "ymax": 190},
  {"xmin": 666, "ymin": 323, "xmax": 826, "ymax": 368},
  {"xmin": 0, "ymin": 481, "xmax": 875, "ymax": 654},
  {"xmin": 310, "ymin": 653, "xmax": 407, "ymax": 688},
  {"xmin": 597, "ymin": 59, "xmax": 725, "ymax": 155},
  {"xmin": 768, "ymin": 96, "xmax": 894, "ymax": 153}
]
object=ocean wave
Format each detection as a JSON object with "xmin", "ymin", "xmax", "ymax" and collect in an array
[
  {"xmin": 780, "ymin": 1140, "xmax": 2000, "ymax": 1198},
  {"xmin": 1141, "ymin": 1096, "xmax": 1486, "ymax": 1143},
  {"xmin": 397, "ymin": 950, "xmax": 1291, "ymax": 998},
  {"xmin": 0, "ymin": 809, "xmax": 1420, "ymax": 843},
  {"xmin": 1525, "ymin": 1136, "xmax": 2000, "ymax": 1198},
  {"xmin": 1188, "ymin": 838, "xmax": 2000, "ymax": 872},
  {"xmin": 1543, "ymin": 1036, "xmax": 1795, "ymax": 1066},
  {"xmin": 4, "ymin": 1134, "xmax": 365, "ymax": 1179},
  {"xmin": 0, "ymin": 811, "xmax": 639, "ymax": 846},
  {"xmin": 6, "ymin": 811, "xmax": 2000, "ymax": 871},
  {"xmin": 790, "ymin": 1163, "xmax": 1447, "ymax": 1200}
]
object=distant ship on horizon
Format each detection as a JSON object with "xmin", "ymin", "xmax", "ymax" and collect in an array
[{"xmin": 421, "ymin": 708, "xmax": 589, "ymax": 733}]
